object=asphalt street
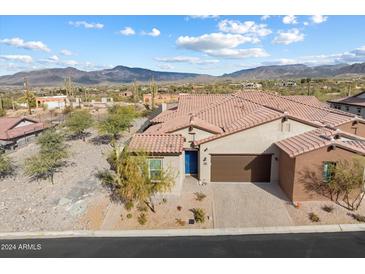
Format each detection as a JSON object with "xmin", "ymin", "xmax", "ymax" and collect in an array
[{"xmin": 1, "ymin": 232, "xmax": 365, "ymax": 257}]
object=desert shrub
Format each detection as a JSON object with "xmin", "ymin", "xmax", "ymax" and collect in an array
[
  {"xmin": 175, "ymin": 218, "xmax": 186, "ymax": 226},
  {"xmin": 309, "ymin": 212, "xmax": 320, "ymax": 222},
  {"xmin": 126, "ymin": 213, "xmax": 132, "ymax": 219},
  {"xmin": 137, "ymin": 203, "xmax": 148, "ymax": 212},
  {"xmin": 0, "ymin": 108, "xmax": 6, "ymax": 117},
  {"xmin": 0, "ymin": 154, "xmax": 14, "ymax": 179},
  {"xmin": 137, "ymin": 213, "xmax": 147, "ymax": 225},
  {"xmin": 177, "ymin": 205, "xmax": 182, "ymax": 211},
  {"xmin": 190, "ymin": 208, "xmax": 206, "ymax": 224},
  {"xmin": 124, "ymin": 201, "xmax": 134, "ymax": 211},
  {"xmin": 194, "ymin": 192, "xmax": 207, "ymax": 202},
  {"xmin": 65, "ymin": 109, "xmax": 93, "ymax": 138},
  {"xmin": 162, "ymin": 198, "xmax": 167, "ymax": 204},
  {"xmin": 321, "ymin": 205, "xmax": 334, "ymax": 213},
  {"xmin": 350, "ymin": 213, "xmax": 365, "ymax": 223}
]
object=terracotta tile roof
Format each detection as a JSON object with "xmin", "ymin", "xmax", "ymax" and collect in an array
[
  {"xmin": 151, "ymin": 94, "xmax": 228, "ymax": 123},
  {"xmin": 0, "ymin": 117, "xmax": 45, "ymax": 140},
  {"xmin": 194, "ymin": 108, "xmax": 283, "ymax": 145},
  {"xmin": 128, "ymin": 134, "xmax": 184, "ymax": 154},
  {"xmin": 235, "ymin": 91, "xmax": 356, "ymax": 127},
  {"xmin": 276, "ymin": 128, "xmax": 365, "ymax": 157},
  {"xmin": 139, "ymin": 91, "xmax": 365, "ymax": 152}
]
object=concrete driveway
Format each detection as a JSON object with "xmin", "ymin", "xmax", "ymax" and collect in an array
[{"xmin": 211, "ymin": 182, "xmax": 294, "ymax": 228}]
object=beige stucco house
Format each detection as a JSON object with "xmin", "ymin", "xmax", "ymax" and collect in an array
[{"xmin": 129, "ymin": 91, "xmax": 365, "ymax": 201}]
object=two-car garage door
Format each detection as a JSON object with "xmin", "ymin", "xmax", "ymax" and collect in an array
[{"xmin": 210, "ymin": 154, "xmax": 272, "ymax": 182}]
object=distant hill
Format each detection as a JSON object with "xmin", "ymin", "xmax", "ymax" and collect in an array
[
  {"xmin": 221, "ymin": 63, "xmax": 365, "ymax": 80},
  {"xmin": 0, "ymin": 65, "xmax": 207, "ymax": 86},
  {"xmin": 1, "ymin": 62, "xmax": 365, "ymax": 87}
]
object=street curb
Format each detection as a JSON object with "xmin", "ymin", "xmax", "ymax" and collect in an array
[{"xmin": 1, "ymin": 224, "xmax": 365, "ymax": 239}]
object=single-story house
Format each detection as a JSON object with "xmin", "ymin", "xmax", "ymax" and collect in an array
[
  {"xmin": 143, "ymin": 93, "xmax": 179, "ymax": 108},
  {"xmin": 0, "ymin": 117, "xmax": 46, "ymax": 149},
  {"xmin": 36, "ymin": 95, "xmax": 68, "ymax": 110},
  {"xmin": 129, "ymin": 91, "xmax": 365, "ymax": 201},
  {"xmin": 328, "ymin": 91, "xmax": 365, "ymax": 118}
]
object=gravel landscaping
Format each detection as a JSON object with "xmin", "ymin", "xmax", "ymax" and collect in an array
[{"xmin": 0, "ymin": 117, "xmax": 147, "ymax": 232}]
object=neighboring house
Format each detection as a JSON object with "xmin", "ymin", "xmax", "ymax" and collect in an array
[
  {"xmin": 36, "ymin": 95, "xmax": 68, "ymax": 110},
  {"xmin": 120, "ymin": 91, "xmax": 133, "ymax": 97},
  {"xmin": 143, "ymin": 93, "xmax": 179, "ymax": 108},
  {"xmin": 129, "ymin": 91, "xmax": 365, "ymax": 201},
  {"xmin": 241, "ymin": 82, "xmax": 262, "ymax": 89},
  {"xmin": 328, "ymin": 91, "xmax": 365, "ymax": 118},
  {"xmin": 0, "ymin": 117, "xmax": 46, "ymax": 149}
]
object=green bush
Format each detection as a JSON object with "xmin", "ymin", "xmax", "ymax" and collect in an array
[
  {"xmin": 126, "ymin": 213, "xmax": 132, "ymax": 219},
  {"xmin": 190, "ymin": 208, "xmax": 206, "ymax": 224},
  {"xmin": 124, "ymin": 201, "xmax": 134, "ymax": 211},
  {"xmin": 137, "ymin": 213, "xmax": 147, "ymax": 225},
  {"xmin": 0, "ymin": 108, "xmax": 6, "ymax": 117},
  {"xmin": 0, "ymin": 154, "xmax": 14, "ymax": 178},
  {"xmin": 309, "ymin": 212, "xmax": 320, "ymax": 222},
  {"xmin": 137, "ymin": 203, "xmax": 148, "ymax": 212}
]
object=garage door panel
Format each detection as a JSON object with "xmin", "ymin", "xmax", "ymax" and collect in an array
[{"xmin": 211, "ymin": 154, "xmax": 271, "ymax": 182}]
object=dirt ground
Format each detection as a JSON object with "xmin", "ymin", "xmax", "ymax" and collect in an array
[{"xmin": 79, "ymin": 176, "xmax": 214, "ymax": 230}]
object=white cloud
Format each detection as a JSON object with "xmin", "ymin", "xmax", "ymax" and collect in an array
[
  {"xmin": 310, "ymin": 15, "xmax": 328, "ymax": 24},
  {"xmin": 142, "ymin": 28, "xmax": 161, "ymax": 37},
  {"xmin": 186, "ymin": 15, "xmax": 219, "ymax": 20},
  {"xmin": 218, "ymin": 20, "xmax": 272, "ymax": 37},
  {"xmin": 203, "ymin": 48, "xmax": 269, "ymax": 59},
  {"xmin": 155, "ymin": 56, "xmax": 219, "ymax": 64},
  {"xmin": 0, "ymin": 54, "xmax": 33, "ymax": 63},
  {"xmin": 0, "ymin": 37, "xmax": 50, "ymax": 52},
  {"xmin": 272, "ymin": 28, "xmax": 304, "ymax": 45},
  {"xmin": 303, "ymin": 22, "xmax": 309, "ymax": 26},
  {"xmin": 156, "ymin": 64, "xmax": 174, "ymax": 70},
  {"xmin": 60, "ymin": 49, "xmax": 74, "ymax": 56},
  {"xmin": 260, "ymin": 45, "xmax": 365, "ymax": 66},
  {"xmin": 69, "ymin": 21, "xmax": 104, "ymax": 29},
  {"xmin": 120, "ymin": 27, "xmax": 135, "ymax": 36},
  {"xmin": 49, "ymin": 55, "xmax": 59, "ymax": 62},
  {"xmin": 282, "ymin": 15, "xmax": 298, "ymax": 25},
  {"xmin": 177, "ymin": 33, "xmax": 259, "ymax": 52},
  {"xmin": 63, "ymin": 60, "xmax": 78, "ymax": 66},
  {"xmin": 261, "ymin": 15, "xmax": 270, "ymax": 21}
]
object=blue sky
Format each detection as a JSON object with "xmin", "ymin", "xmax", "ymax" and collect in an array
[{"xmin": 0, "ymin": 15, "xmax": 365, "ymax": 76}]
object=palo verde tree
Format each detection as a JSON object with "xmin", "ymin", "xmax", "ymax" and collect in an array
[
  {"xmin": 65, "ymin": 109, "xmax": 94, "ymax": 139},
  {"xmin": 319, "ymin": 157, "xmax": 365, "ymax": 211},
  {"xmin": 25, "ymin": 129, "xmax": 68, "ymax": 184},
  {"xmin": 97, "ymin": 147, "xmax": 175, "ymax": 212},
  {"xmin": 98, "ymin": 105, "xmax": 139, "ymax": 145}
]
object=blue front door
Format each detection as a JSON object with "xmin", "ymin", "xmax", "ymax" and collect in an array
[{"xmin": 185, "ymin": 150, "xmax": 198, "ymax": 174}]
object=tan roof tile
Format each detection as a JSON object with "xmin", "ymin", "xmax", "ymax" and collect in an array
[{"xmin": 128, "ymin": 134, "xmax": 184, "ymax": 154}]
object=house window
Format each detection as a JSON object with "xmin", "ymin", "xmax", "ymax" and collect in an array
[
  {"xmin": 148, "ymin": 158, "xmax": 162, "ymax": 181},
  {"xmin": 345, "ymin": 106, "xmax": 350, "ymax": 111},
  {"xmin": 357, "ymin": 107, "xmax": 361, "ymax": 115},
  {"xmin": 323, "ymin": 161, "xmax": 336, "ymax": 183}
]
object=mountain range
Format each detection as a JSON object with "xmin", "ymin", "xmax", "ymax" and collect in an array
[{"xmin": 1, "ymin": 62, "xmax": 365, "ymax": 87}]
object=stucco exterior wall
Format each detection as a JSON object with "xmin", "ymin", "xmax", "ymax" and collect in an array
[
  {"xmin": 330, "ymin": 103, "xmax": 365, "ymax": 118},
  {"xmin": 278, "ymin": 150, "xmax": 296, "ymax": 200},
  {"xmin": 151, "ymin": 153, "xmax": 184, "ymax": 198},
  {"xmin": 198, "ymin": 118, "xmax": 316, "ymax": 183},
  {"xmin": 291, "ymin": 146, "xmax": 363, "ymax": 201},
  {"xmin": 338, "ymin": 121, "xmax": 365, "ymax": 138},
  {"xmin": 173, "ymin": 127, "xmax": 214, "ymax": 148}
]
